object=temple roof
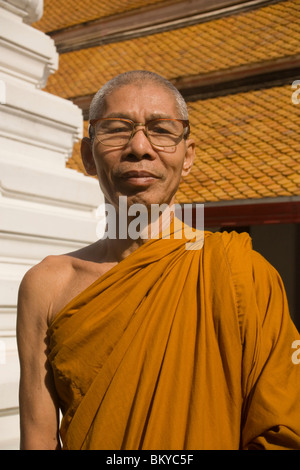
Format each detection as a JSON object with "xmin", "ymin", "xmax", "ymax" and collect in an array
[
  {"xmin": 41, "ymin": 1, "xmax": 300, "ymax": 99},
  {"xmin": 33, "ymin": 0, "xmax": 300, "ymax": 204},
  {"xmin": 33, "ymin": 0, "xmax": 168, "ymax": 33}
]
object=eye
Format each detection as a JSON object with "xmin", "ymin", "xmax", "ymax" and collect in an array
[
  {"xmin": 153, "ymin": 125, "xmax": 171, "ymax": 134},
  {"xmin": 108, "ymin": 125, "xmax": 128, "ymax": 134},
  {"xmin": 148, "ymin": 120, "xmax": 182, "ymax": 136},
  {"xmin": 149, "ymin": 123, "xmax": 173, "ymax": 135},
  {"xmin": 98, "ymin": 120, "xmax": 132, "ymax": 134}
]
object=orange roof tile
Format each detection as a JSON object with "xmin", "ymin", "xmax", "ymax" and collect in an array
[
  {"xmin": 33, "ymin": 0, "xmax": 168, "ymax": 32},
  {"xmin": 67, "ymin": 85, "xmax": 300, "ymax": 203},
  {"xmin": 43, "ymin": 0, "xmax": 300, "ymax": 99},
  {"xmin": 177, "ymin": 85, "xmax": 300, "ymax": 202}
]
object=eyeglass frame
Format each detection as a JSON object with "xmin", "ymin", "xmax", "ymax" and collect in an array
[{"xmin": 88, "ymin": 117, "xmax": 190, "ymax": 148}]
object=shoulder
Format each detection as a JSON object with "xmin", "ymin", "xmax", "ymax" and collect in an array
[
  {"xmin": 203, "ymin": 230, "xmax": 253, "ymax": 267},
  {"xmin": 212, "ymin": 230, "xmax": 252, "ymax": 251},
  {"xmin": 250, "ymin": 250, "xmax": 288, "ymax": 320},
  {"xmin": 209, "ymin": 230, "xmax": 281, "ymax": 291},
  {"xmin": 19, "ymin": 254, "xmax": 74, "ymax": 292},
  {"xmin": 215, "ymin": 231, "xmax": 289, "ymax": 320},
  {"xmin": 204, "ymin": 230, "xmax": 282, "ymax": 308},
  {"xmin": 18, "ymin": 255, "xmax": 75, "ymax": 326}
]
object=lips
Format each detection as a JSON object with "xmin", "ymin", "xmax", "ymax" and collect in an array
[
  {"xmin": 119, "ymin": 170, "xmax": 159, "ymax": 187},
  {"xmin": 121, "ymin": 170, "xmax": 158, "ymax": 179}
]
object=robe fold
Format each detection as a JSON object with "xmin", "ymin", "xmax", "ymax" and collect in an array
[{"xmin": 47, "ymin": 223, "xmax": 300, "ymax": 450}]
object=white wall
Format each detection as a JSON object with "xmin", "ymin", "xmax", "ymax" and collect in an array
[{"xmin": 0, "ymin": 0, "xmax": 103, "ymax": 449}]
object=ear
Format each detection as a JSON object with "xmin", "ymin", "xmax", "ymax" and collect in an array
[
  {"xmin": 182, "ymin": 138, "xmax": 195, "ymax": 177},
  {"xmin": 81, "ymin": 137, "xmax": 97, "ymax": 176}
]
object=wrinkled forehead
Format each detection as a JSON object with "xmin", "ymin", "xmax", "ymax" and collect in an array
[{"xmin": 101, "ymin": 82, "xmax": 179, "ymax": 118}]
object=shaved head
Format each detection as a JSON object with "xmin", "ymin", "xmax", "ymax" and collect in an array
[{"xmin": 89, "ymin": 70, "xmax": 188, "ymax": 121}]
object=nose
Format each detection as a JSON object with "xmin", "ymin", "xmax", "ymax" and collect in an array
[
  {"xmin": 124, "ymin": 125, "xmax": 155, "ymax": 159},
  {"xmin": 131, "ymin": 125, "xmax": 148, "ymax": 141}
]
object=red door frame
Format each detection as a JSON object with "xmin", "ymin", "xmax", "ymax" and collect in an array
[{"xmin": 201, "ymin": 201, "xmax": 300, "ymax": 227}]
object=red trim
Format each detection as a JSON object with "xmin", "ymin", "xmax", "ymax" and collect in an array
[{"xmin": 200, "ymin": 201, "xmax": 300, "ymax": 227}]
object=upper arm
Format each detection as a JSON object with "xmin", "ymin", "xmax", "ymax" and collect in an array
[
  {"xmin": 241, "ymin": 251, "xmax": 300, "ymax": 449},
  {"xmin": 17, "ymin": 259, "xmax": 61, "ymax": 450}
]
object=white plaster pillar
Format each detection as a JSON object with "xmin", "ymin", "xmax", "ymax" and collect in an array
[{"xmin": 0, "ymin": 0, "xmax": 103, "ymax": 449}]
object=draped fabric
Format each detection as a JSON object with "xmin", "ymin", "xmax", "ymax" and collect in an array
[{"xmin": 47, "ymin": 224, "xmax": 300, "ymax": 450}]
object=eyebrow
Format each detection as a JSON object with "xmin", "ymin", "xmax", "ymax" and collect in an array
[{"xmin": 104, "ymin": 112, "xmax": 175, "ymax": 120}]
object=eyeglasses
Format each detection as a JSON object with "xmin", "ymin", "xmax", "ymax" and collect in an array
[{"xmin": 89, "ymin": 118, "xmax": 190, "ymax": 148}]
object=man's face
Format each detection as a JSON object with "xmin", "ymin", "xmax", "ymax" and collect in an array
[{"xmin": 88, "ymin": 82, "xmax": 195, "ymax": 210}]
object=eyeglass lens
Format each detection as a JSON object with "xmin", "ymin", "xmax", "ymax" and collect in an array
[{"xmin": 94, "ymin": 119, "xmax": 185, "ymax": 147}]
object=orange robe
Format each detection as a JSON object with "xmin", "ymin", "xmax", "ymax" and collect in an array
[{"xmin": 47, "ymin": 226, "xmax": 300, "ymax": 450}]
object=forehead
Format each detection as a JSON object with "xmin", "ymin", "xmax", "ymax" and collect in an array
[{"xmin": 101, "ymin": 82, "xmax": 178, "ymax": 118}]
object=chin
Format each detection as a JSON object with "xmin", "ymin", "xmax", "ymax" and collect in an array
[
  {"xmin": 128, "ymin": 192, "xmax": 176, "ymax": 209},
  {"xmin": 104, "ymin": 184, "xmax": 177, "ymax": 210}
]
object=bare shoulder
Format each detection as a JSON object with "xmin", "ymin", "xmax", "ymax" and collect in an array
[
  {"xmin": 19, "ymin": 254, "xmax": 74, "ymax": 294},
  {"xmin": 18, "ymin": 254, "xmax": 75, "ymax": 326},
  {"xmin": 18, "ymin": 240, "xmax": 112, "ymax": 326}
]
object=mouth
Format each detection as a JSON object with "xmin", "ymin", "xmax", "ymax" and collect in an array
[{"xmin": 119, "ymin": 170, "xmax": 159, "ymax": 186}]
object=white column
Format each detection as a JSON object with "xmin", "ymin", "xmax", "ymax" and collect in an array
[{"xmin": 0, "ymin": 0, "xmax": 103, "ymax": 449}]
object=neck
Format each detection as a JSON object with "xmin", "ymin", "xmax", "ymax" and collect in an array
[
  {"xmin": 99, "ymin": 199, "xmax": 176, "ymax": 262},
  {"xmin": 103, "ymin": 237, "xmax": 146, "ymax": 263}
]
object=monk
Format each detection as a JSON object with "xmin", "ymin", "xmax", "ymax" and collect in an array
[{"xmin": 17, "ymin": 70, "xmax": 300, "ymax": 450}]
